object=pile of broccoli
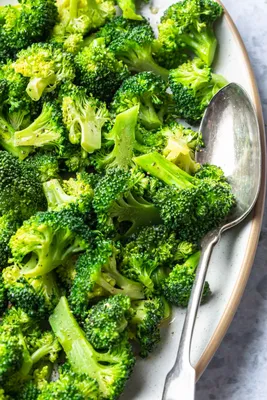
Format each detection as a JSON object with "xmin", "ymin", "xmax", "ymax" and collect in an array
[{"xmin": 0, "ymin": 0, "xmax": 234, "ymax": 398}]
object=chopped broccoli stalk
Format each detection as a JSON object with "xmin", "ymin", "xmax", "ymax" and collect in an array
[
  {"xmin": 50, "ymin": 296, "xmax": 135, "ymax": 400},
  {"xmin": 116, "ymin": 0, "xmax": 143, "ymax": 20}
]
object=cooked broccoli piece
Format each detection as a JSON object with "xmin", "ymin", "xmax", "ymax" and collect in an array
[
  {"xmin": 9, "ymin": 209, "xmax": 94, "ymax": 278},
  {"xmin": 74, "ymin": 37, "xmax": 130, "ymax": 102},
  {"xmin": 97, "ymin": 17, "xmax": 168, "ymax": 79},
  {"xmin": 161, "ymin": 251, "xmax": 211, "ymax": 306},
  {"xmin": 116, "ymin": 0, "xmax": 143, "ymax": 20},
  {"xmin": 50, "ymin": 296, "xmax": 135, "ymax": 400},
  {"xmin": 120, "ymin": 225, "xmax": 180, "ymax": 295},
  {"xmin": 158, "ymin": 0, "xmax": 223, "ymax": 67},
  {"xmin": 194, "ymin": 163, "xmax": 227, "ymax": 181},
  {"xmin": 14, "ymin": 102, "xmax": 67, "ymax": 154},
  {"xmin": 24, "ymin": 153, "xmax": 60, "ymax": 183},
  {"xmin": 0, "ymin": 151, "xmax": 46, "ymax": 221},
  {"xmin": 129, "ymin": 298, "xmax": 166, "ymax": 357},
  {"xmin": 0, "ymin": 275, "xmax": 7, "ymax": 315},
  {"xmin": 0, "ymin": 0, "xmax": 58, "ymax": 62},
  {"xmin": 60, "ymin": 84, "xmax": 109, "ymax": 153},
  {"xmin": 13, "ymin": 43, "xmax": 76, "ymax": 101},
  {"xmin": 169, "ymin": 58, "xmax": 228, "ymax": 123},
  {"xmin": 3, "ymin": 265, "xmax": 60, "ymax": 319},
  {"xmin": 111, "ymin": 72, "xmax": 168, "ymax": 129},
  {"xmin": 174, "ymin": 241, "xmax": 198, "ymax": 262},
  {"xmin": 92, "ymin": 168, "xmax": 162, "ymax": 236},
  {"xmin": 69, "ymin": 240, "xmax": 145, "ymax": 317},
  {"xmin": 84, "ymin": 294, "xmax": 132, "ymax": 350},
  {"xmin": 134, "ymin": 152, "xmax": 235, "ymax": 241},
  {"xmin": 43, "ymin": 172, "xmax": 94, "ymax": 214},
  {"xmin": 0, "ymin": 214, "xmax": 18, "ymax": 270},
  {"xmin": 60, "ymin": 142, "xmax": 91, "ymax": 172}
]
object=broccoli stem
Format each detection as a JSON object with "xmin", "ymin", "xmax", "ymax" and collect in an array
[
  {"xmin": 18, "ymin": 332, "xmax": 33, "ymax": 377},
  {"xmin": 69, "ymin": 0, "xmax": 79, "ymax": 19},
  {"xmin": 139, "ymin": 98, "xmax": 163, "ymax": 130},
  {"xmin": 26, "ymin": 75, "xmax": 56, "ymax": 101},
  {"xmin": 134, "ymin": 152, "xmax": 195, "ymax": 188},
  {"xmin": 30, "ymin": 343, "xmax": 54, "ymax": 365},
  {"xmin": 116, "ymin": 0, "xmax": 143, "ymax": 21},
  {"xmin": 180, "ymin": 27, "xmax": 217, "ymax": 66},
  {"xmin": 43, "ymin": 179, "xmax": 76, "ymax": 211},
  {"xmin": 183, "ymin": 250, "xmax": 201, "ymax": 273}
]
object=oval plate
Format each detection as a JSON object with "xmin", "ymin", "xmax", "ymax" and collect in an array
[{"xmin": 2, "ymin": 0, "xmax": 266, "ymax": 399}]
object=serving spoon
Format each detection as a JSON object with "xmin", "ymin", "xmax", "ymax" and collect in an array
[{"xmin": 161, "ymin": 83, "xmax": 262, "ymax": 400}]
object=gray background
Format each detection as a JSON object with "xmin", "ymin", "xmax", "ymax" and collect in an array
[{"xmin": 196, "ymin": 1, "xmax": 267, "ymax": 399}]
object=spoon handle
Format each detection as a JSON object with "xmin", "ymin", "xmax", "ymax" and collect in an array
[{"xmin": 162, "ymin": 231, "xmax": 220, "ymax": 400}]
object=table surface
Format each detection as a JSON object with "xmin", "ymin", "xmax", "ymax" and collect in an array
[{"xmin": 196, "ymin": 2, "xmax": 267, "ymax": 399}]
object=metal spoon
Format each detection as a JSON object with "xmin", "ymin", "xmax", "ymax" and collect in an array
[{"xmin": 161, "ymin": 83, "xmax": 262, "ymax": 400}]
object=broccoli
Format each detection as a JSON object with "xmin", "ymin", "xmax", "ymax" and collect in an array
[
  {"xmin": 0, "ymin": 0, "xmax": 58, "ymax": 62},
  {"xmin": 158, "ymin": 0, "xmax": 224, "ymax": 66},
  {"xmin": 92, "ymin": 168, "xmax": 162, "ymax": 236},
  {"xmin": 14, "ymin": 102, "xmax": 67, "ymax": 154},
  {"xmin": 134, "ymin": 152, "xmax": 235, "ymax": 241},
  {"xmin": 14, "ymin": 362, "xmax": 53, "ymax": 399},
  {"xmin": 169, "ymin": 58, "xmax": 228, "ymax": 123},
  {"xmin": 84, "ymin": 294, "xmax": 132, "ymax": 350},
  {"xmin": 43, "ymin": 172, "xmax": 94, "ymax": 214},
  {"xmin": 0, "ymin": 214, "xmax": 18, "ymax": 270},
  {"xmin": 111, "ymin": 72, "xmax": 168, "ymax": 129},
  {"xmin": 60, "ymin": 142, "xmax": 91, "ymax": 172},
  {"xmin": 69, "ymin": 240, "xmax": 145, "ymax": 317},
  {"xmin": 97, "ymin": 17, "xmax": 169, "ymax": 79},
  {"xmin": 0, "ymin": 275, "xmax": 7, "ymax": 315},
  {"xmin": 0, "ymin": 151, "xmax": 46, "ymax": 221},
  {"xmin": 116, "ymin": 0, "xmax": 143, "ymax": 20},
  {"xmin": 50, "ymin": 296, "xmax": 135, "ymax": 400},
  {"xmin": 74, "ymin": 37, "xmax": 130, "ymax": 102},
  {"xmin": 3, "ymin": 265, "xmax": 61, "ymax": 319},
  {"xmin": 13, "ymin": 43, "xmax": 76, "ymax": 101},
  {"xmin": 161, "ymin": 251, "xmax": 211, "ymax": 306},
  {"xmin": 24, "ymin": 153, "xmax": 60, "ymax": 183},
  {"xmin": 9, "ymin": 209, "xmax": 94, "ymax": 278},
  {"xmin": 60, "ymin": 84, "xmax": 109, "ymax": 153}
]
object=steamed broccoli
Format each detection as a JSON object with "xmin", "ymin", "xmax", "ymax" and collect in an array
[
  {"xmin": 60, "ymin": 84, "xmax": 109, "ymax": 153},
  {"xmin": 134, "ymin": 152, "xmax": 235, "ymax": 241},
  {"xmin": 74, "ymin": 37, "xmax": 130, "ymax": 102},
  {"xmin": 13, "ymin": 43, "xmax": 76, "ymax": 101},
  {"xmin": 24, "ymin": 153, "xmax": 60, "ymax": 183},
  {"xmin": 0, "ymin": 213, "xmax": 18, "ymax": 270},
  {"xmin": 116, "ymin": 0, "xmax": 143, "ymax": 20},
  {"xmin": 97, "ymin": 17, "xmax": 168, "ymax": 79},
  {"xmin": 0, "ymin": 275, "xmax": 7, "ymax": 315},
  {"xmin": 0, "ymin": 0, "xmax": 58, "ymax": 62},
  {"xmin": 50, "ymin": 296, "xmax": 135, "ymax": 400},
  {"xmin": 169, "ymin": 58, "xmax": 228, "ymax": 123},
  {"xmin": 60, "ymin": 142, "xmax": 91, "ymax": 172}
]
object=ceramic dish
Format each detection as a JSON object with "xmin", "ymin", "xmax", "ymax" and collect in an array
[{"xmin": 2, "ymin": 0, "xmax": 266, "ymax": 398}]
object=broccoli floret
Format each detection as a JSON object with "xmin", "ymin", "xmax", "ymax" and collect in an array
[
  {"xmin": 13, "ymin": 43, "xmax": 75, "ymax": 101},
  {"xmin": 69, "ymin": 240, "xmax": 145, "ymax": 317},
  {"xmin": 84, "ymin": 294, "xmax": 132, "ymax": 350},
  {"xmin": 9, "ymin": 209, "xmax": 94, "ymax": 278},
  {"xmin": 194, "ymin": 163, "xmax": 227, "ymax": 181},
  {"xmin": 24, "ymin": 153, "xmax": 60, "ymax": 183},
  {"xmin": 161, "ymin": 251, "xmax": 211, "ymax": 306},
  {"xmin": 111, "ymin": 72, "xmax": 168, "ymax": 129},
  {"xmin": 116, "ymin": 0, "xmax": 143, "ymax": 20},
  {"xmin": 134, "ymin": 152, "xmax": 235, "ymax": 241},
  {"xmin": 120, "ymin": 225, "xmax": 180, "ymax": 295},
  {"xmin": 3, "ymin": 265, "xmax": 60, "ymax": 319},
  {"xmin": 169, "ymin": 58, "xmax": 228, "ymax": 123},
  {"xmin": 97, "ymin": 17, "xmax": 169, "ymax": 79},
  {"xmin": 159, "ymin": 0, "xmax": 223, "ymax": 66},
  {"xmin": 43, "ymin": 172, "xmax": 94, "ymax": 215},
  {"xmin": 14, "ymin": 102, "xmax": 67, "ymax": 154},
  {"xmin": 50, "ymin": 296, "xmax": 135, "ymax": 400},
  {"xmin": 92, "ymin": 168, "xmax": 162, "ymax": 236},
  {"xmin": 60, "ymin": 142, "xmax": 91, "ymax": 172},
  {"xmin": 0, "ymin": 214, "xmax": 18, "ymax": 270},
  {"xmin": 0, "ymin": 152, "xmax": 46, "ymax": 221},
  {"xmin": 0, "ymin": 0, "xmax": 58, "ymax": 62},
  {"xmin": 129, "ymin": 298, "xmax": 166, "ymax": 357},
  {"xmin": 74, "ymin": 37, "xmax": 130, "ymax": 102},
  {"xmin": 60, "ymin": 84, "xmax": 109, "ymax": 153},
  {"xmin": 0, "ymin": 275, "xmax": 7, "ymax": 315}
]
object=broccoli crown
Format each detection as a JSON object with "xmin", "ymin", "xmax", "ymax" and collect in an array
[
  {"xmin": 13, "ymin": 43, "xmax": 75, "ymax": 101},
  {"xmin": 24, "ymin": 153, "xmax": 59, "ymax": 183},
  {"xmin": 60, "ymin": 83, "xmax": 109, "ymax": 154},
  {"xmin": 160, "ymin": 0, "xmax": 223, "ymax": 66},
  {"xmin": 74, "ymin": 37, "xmax": 130, "ymax": 102},
  {"xmin": 129, "ymin": 298, "xmax": 165, "ymax": 357},
  {"xmin": 9, "ymin": 209, "xmax": 94, "ymax": 278},
  {"xmin": 111, "ymin": 72, "xmax": 168, "ymax": 129},
  {"xmin": 17, "ymin": 380, "xmax": 40, "ymax": 400},
  {"xmin": 84, "ymin": 294, "xmax": 132, "ymax": 350},
  {"xmin": 162, "ymin": 251, "xmax": 211, "ymax": 306},
  {"xmin": 0, "ymin": 213, "xmax": 18, "ymax": 270},
  {"xmin": 50, "ymin": 297, "xmax": 135, "ymax": 400},
  {"xmin": 134, "ymin": 152, "xmax": 235, "ymax": 241},
  {"xmin": 92, "ymin": 167, "xmax": 161, "ymax": 236},
  {"xmin": 14, "ymin": 102, "xmax": 67, "ymax": 154},
  {"xmin": 169, "ymin": 58, "xmax": 228, "ymax": 123},
  {"xmin": 0, "ymin": 151, "xmax": 46, "ymax": 221},
  {"xmin": 97, "ymin": 17, "xmax": 168, "ymax": 79},
  {"xmin": 0, "ymin": 0, "xmax": 58, "ymax": 62}
]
